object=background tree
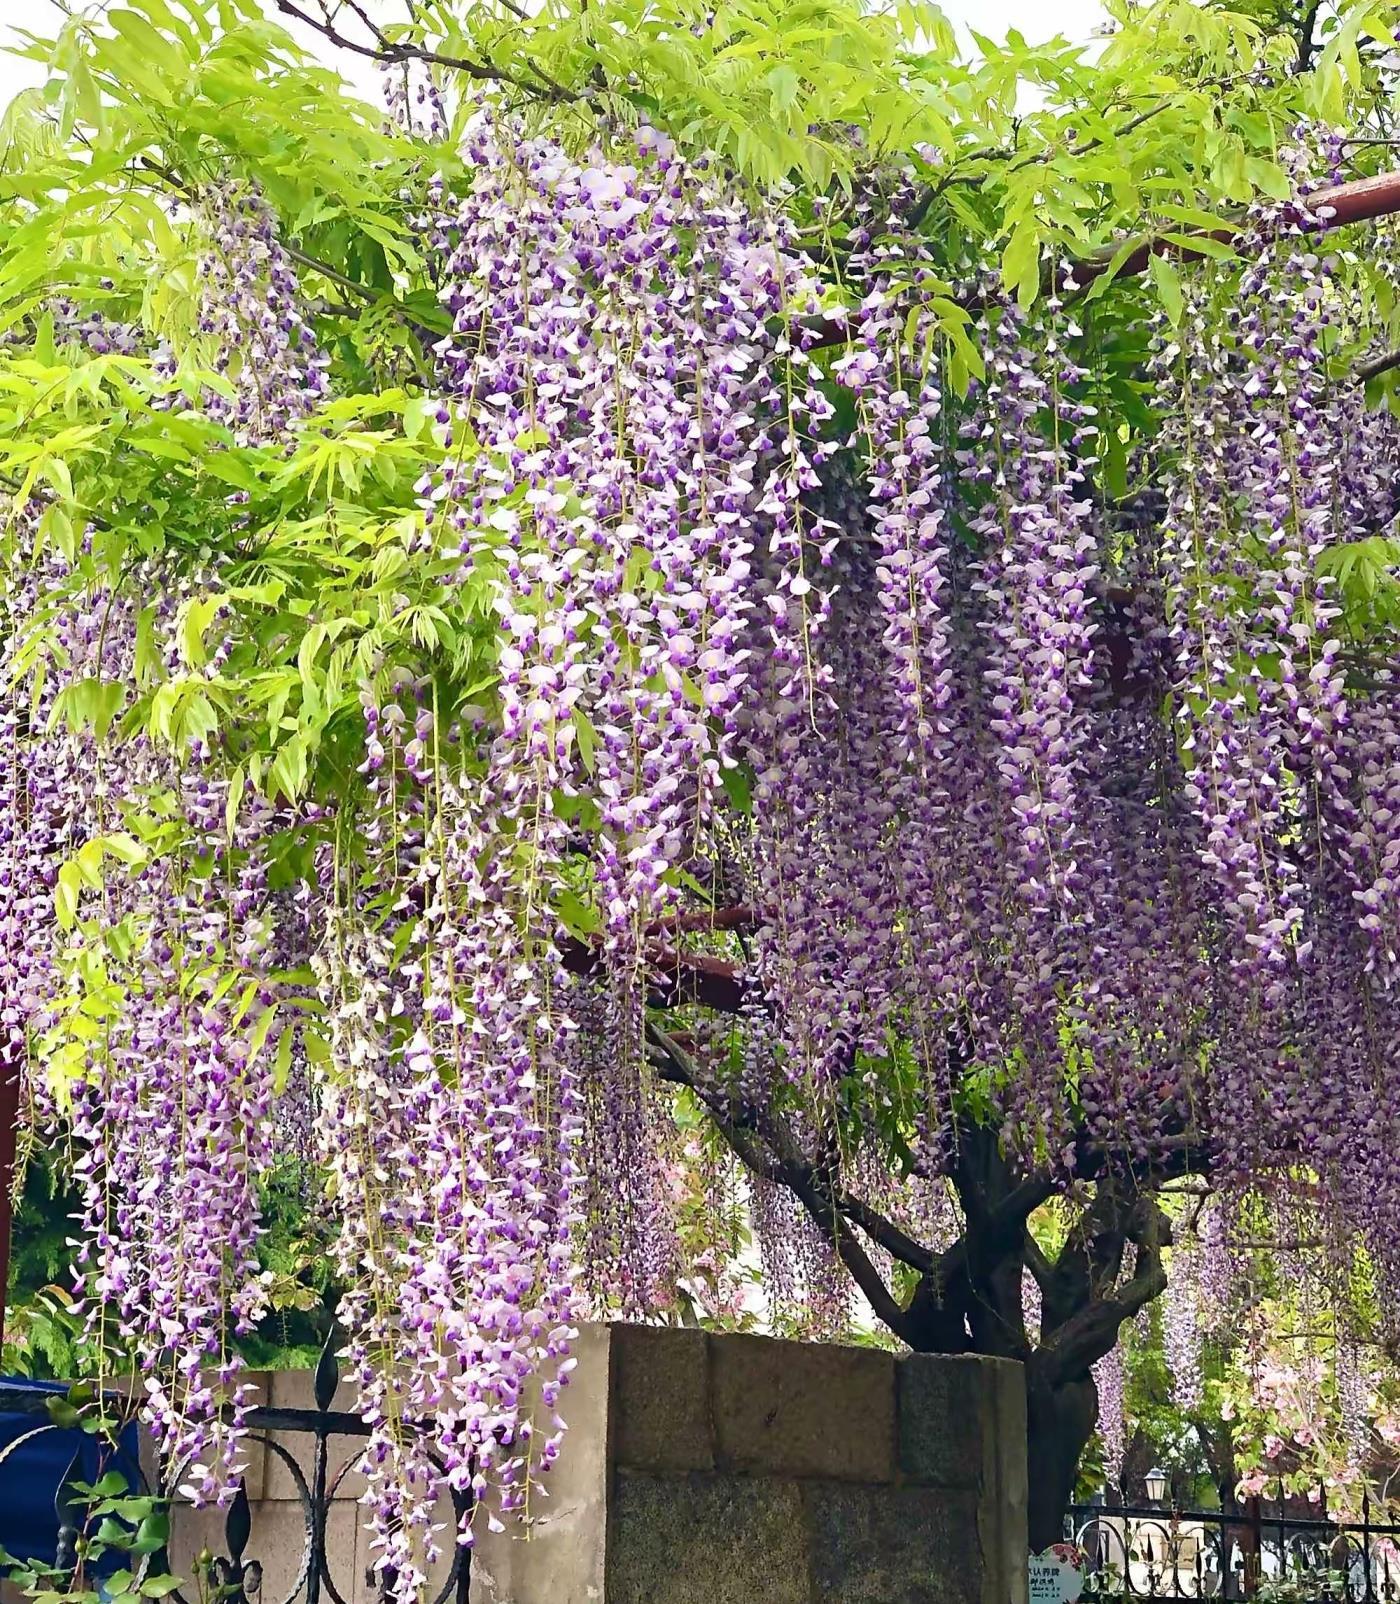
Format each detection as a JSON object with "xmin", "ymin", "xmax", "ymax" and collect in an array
[{"xmin": 1083, "ymin": 1199, "xmax": 1400, "ymax": 1519}]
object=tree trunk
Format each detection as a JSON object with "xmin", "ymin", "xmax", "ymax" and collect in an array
[{"xmin": 1025, "ymin": 1363, "xmax": 1099, "ymax": 1553}]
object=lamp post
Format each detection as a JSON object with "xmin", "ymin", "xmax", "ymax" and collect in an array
[{"xmin": 1142, "ymin": 1466, "xmax": 1184, "ymax": 1594}]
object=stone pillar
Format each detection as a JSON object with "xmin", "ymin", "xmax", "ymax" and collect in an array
[{"xmin": 469, "ymin": 1325, "xmax": 1028, "ymax": 1604}]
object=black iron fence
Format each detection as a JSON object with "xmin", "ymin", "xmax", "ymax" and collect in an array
[
  {"xmin": 1067, "ymin": 1495, "xmax": 1400, "ymax": 1601},
  {"xmin": 0, "ymin": 1340, "xmax": 471, "ymax": 1604}
]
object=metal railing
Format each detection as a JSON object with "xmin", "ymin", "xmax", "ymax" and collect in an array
[
  {"xmin": 0, "ymin": 1339, "xmax": 471, "ymax": 1604},
  {"xmin": 1067, "ymin": 1494, "xmax": 1400, "ymax": 1601}
]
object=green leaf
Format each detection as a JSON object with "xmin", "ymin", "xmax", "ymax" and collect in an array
[
  {"xmin": 102, "ymin": 832, "xmax": 147, "ymax": 867},
  {"xmin": 140, "ymin": 1577, "xmax": 184, "ymax": 1598},
  {"xmin": 1000, "ymin": 221, "xmax": 1040, "ymax": 309},
  {"xmin": 268, "ymin": 736, "xmax": 309, "ymax": 802},
  {"xmin": 226, "ymin": 763, "xmax": 247, "ymax": 840},
  {"xmin": 247, "ymin": 1002, "xmax": 280, "ymax": 1065},
  {"xmin": 1243, "ymin": 157, "xmax": 1291, "ymax": 202},
  {"xmin": 134, "ymin": 607, "xmax": 160, "ymax": 683},
  {"xmin": 180, "ymin": 596, "xmax": 224, "ymax": 668},
  {"xmin": 403, "ymin": 396, "xmax": 435, "ymax": 440},
  {"xmin": 766, "ymin": 64, "xmax": 800, "ymax": 114},
  {"xmin": 108, "ymin": 8, "xmax": 184, "ymax": 75},
  {"xmin": 55, "ymin": 861, "xmax": 82, "ymax": 930},
  {"xmin": 131, "ymin": 1510, "xmax": 170, "ymax": 1554},
  {"xmin": 1147, "ymin": 252, "xmax": 1184, "ymax": 326},
  {"xmin": 719, "ymin": 761, "xmax": 753, "ymax": 816},
  {"xmin": 573, "ymin": 710, "xmax": 598, "ymax": 775},
  {"xmin": 557, "ymin": 889, "xmax": 601, "ymax": 938},
  {"xmin": 272, "ymin": 1024, "xmax": 295, "ymax": 1094},
  {"xmin": 45, "ymin": 1395, "xmax": 81, "ymax": 1428}
]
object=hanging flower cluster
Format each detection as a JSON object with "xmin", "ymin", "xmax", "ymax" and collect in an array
[
  {"xmin": 312, "ymin": 114, "xmax": 842, "ymax": 1562},
  {"xmin": 1092, "ymin": 1346, "xmax": 1126, "ymax": 1489},
  {"xmin": 194, "ymin": 178, "xmax": 329, "ymax": 443},
  {"xmin": 0, "ymin": 534, "xmax": 282, "ymax": 1494},
  {"xmin": 1164, "ymin": 1232, "xmax": 1204, "ymax": 1412},
  {"xmin": 1155, "ymin": 126, "xmax": 1400, "ymax": 1306}
]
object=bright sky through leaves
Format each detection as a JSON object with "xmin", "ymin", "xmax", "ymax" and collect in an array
[{"xmin": 0, "ymin": 0, "xmax": 1114, "ymax": 108}]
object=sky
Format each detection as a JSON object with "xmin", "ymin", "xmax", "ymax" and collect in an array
[{"xmin": 0, "ymin": 0, "xmax": 1113, "ymax": 111}]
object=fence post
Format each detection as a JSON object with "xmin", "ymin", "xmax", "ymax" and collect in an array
[
  {"xmin": 307, "ymin": 1330, "xmax": 338, "ymax": 1604},
  {"xmin": 1363, "ymin": 1490, "xmax": 1375, "ymax": 1604},
  {"xmin": 53, "ymin": 1446, "xmax": 84, "ymax": 1582},
  {"xmin": 0, "ymin": 1047, "xmax": 20, "ymax": 1342},
  {"xmin": 1242, "ymin": 1495, "xmax": 1262, "ymax": 1600},
  {"xmin": 211, "ymin": 1479, "xmax": 255, "ymax": 1604}
]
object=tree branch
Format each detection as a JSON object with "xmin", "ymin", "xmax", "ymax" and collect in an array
[
  {"xmin": 644, "ymin": 904, "xmax": 754, "ymax": 937},
  {"xmin": 644, "ymin": 1022, "xmax": 920, "ymax": 1341},
  {"xmin": 1023, "ymin": 1229, "xmax": 1055, "ymax": 1295},
  {"xmin": 1357, "ymin": 347, "xmax": 1400, "ymax": 382},
  {"xmin": 1295, "ymin": 0, "xmax": 1323, "ymax": 73},
  {"xmin": 281, "ymin": 241, "xmax": 380, "ymax": 305},
  {"xmin": 1037, "ymin": 1202, "xmax": 1169, "ymax": 1384},
  {"xmin": 560, "ymin": 936, "xmax": 746, "ymax": 1012},
  {"xmin": 940, "ymin": 1134, "xmax": 1057, "ymax": 1284},
  {"xmin": 272, "ymin": 0, "xmax": 580, "ymax": 103},
  {"xmin": 806, "ymin": 166, "xmax": 1400, "ymax": 360}
]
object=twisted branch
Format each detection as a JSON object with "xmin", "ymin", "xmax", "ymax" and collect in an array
[
  {"xmin": 272, "ymin": 0, "xmax": 581, "ymax": 103},
  {"xmin": 644, "ymin": 1022, "xmax": 921, "ymax": 1341}
]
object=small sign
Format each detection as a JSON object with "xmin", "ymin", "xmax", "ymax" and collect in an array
[{"xmin": 1028, "ymin": 1545, "xmax": 1085, "ymax": 1604}]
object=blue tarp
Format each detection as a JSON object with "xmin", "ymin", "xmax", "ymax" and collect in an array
[{"xmin": 0, "ymin": 1378, "xmax": 143, "ymax": 1568}]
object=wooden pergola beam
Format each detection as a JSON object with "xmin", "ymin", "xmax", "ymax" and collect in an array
[{"xmin": 1080, "ymin": 166, "xmax": 1400, "ymax": 285}]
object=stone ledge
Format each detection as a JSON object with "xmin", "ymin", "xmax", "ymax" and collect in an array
[{"xmin": 610, "ymin": 1324, "xmax": 714, "ymax": 1474}]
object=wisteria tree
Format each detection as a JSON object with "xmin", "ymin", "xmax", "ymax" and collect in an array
[
  {"xmin": 8, "ymin": 0, "xmax": 1400, "ymax": 1579},
  {"xmin": 1086, "ymin": 1195, "xmax": 1400, "ymax": 1515}
]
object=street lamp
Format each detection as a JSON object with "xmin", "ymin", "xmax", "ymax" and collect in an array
[{"xmin": 1146, "ymin": 1466, "xmax": 1169, "ymax": 1505}]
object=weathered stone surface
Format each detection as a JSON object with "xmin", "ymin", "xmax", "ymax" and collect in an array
[
  {"xmin": 989, "ymin": 1358, "xmax": 1028, "ymax": 1599},
  {"xmin": 608, "ymin": 1471, "xmax": 808, "ymax": 1604},
  {"xmin": 611, "ymin": 1324, "xmax": 714, "ymax": 1474},
  {"xmin": 803, "ymin": 1482, "xmax": 983, "ymax": 1604},
  {"xmin": 710, "ymin": 1332, "xmax": 895, "ymax": 1484},
  {"xmin": 897, "ymin": 1352, "xmax": 1004, "ymax": 1489},
  {"xmin": 469, "ymin": 1322, "xmax": 612, "ymax": 1604},
  {"xmin": 980, "ymin": 1359, "xmax": 1029, "ymax": 1604}
]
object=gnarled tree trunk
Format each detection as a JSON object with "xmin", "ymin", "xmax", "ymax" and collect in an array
[
  {"xmin": 645, "ymin": 1028, "xmax": 1190, "ymax": 1550},
  {"xmin": 1025, "ymin": 1367, "xmax": 1100, "ymax": 1551}
]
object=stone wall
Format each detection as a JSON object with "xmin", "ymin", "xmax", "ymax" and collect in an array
[
  {"xmin": 470, "ymin": 1325, "xmax": 1028, "ymax": 1604},
  {"xmin": 2, "ymin": 1327, "xmax": 1028, "ymax": 1604}
]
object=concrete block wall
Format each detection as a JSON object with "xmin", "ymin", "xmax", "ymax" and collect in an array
[{"xmin": 470, "ymin": 1325, "xmax": 1029, "ymax": 1604}]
